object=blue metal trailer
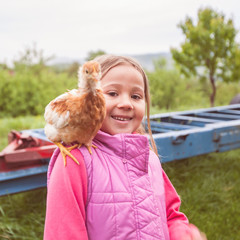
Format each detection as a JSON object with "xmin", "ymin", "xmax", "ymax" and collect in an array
[
  {"xmin": 150, "ymin": 104, "xmax": 240, "ymax": 162},
  {"xmin": 1, "ymin": 104, "xmax": 240, "ymax": 196}
]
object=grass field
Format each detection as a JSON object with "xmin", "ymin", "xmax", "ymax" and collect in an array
[
  {"xmin": 0, "ymin": 116, "xmax": 240, "ymax": 239},
  {"xmin": 164, "ymin": 152, "xmax": 240, "ymax": 240}
]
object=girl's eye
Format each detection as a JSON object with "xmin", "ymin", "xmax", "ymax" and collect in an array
[
  {"xmin": 107, "ymin": 91, "xmax": 118, "ymax": 97},
  {"xmin": 132, "ymin": 94, "xmax": 142, "ymax": 100}
]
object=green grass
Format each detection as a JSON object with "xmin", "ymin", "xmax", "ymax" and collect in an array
[
  {"xmin": 163, "ymin": 151, "xmax": 240, "ymax": 240},
  {"xmin": 0, "ymin": 115, "xmax": 240, "ymax": 239},
  {"xmin": 0, "ymin": 189, "xmax": 47, "ymax": 239},
  {"xmin": 0, "ymin": 115, "xmax": 46, "ymax": 239}
]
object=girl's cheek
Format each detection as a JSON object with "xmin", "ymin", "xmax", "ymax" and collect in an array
[{"xmin": 103, "ymin": 95, "xmax": 112, "ymax": 104}]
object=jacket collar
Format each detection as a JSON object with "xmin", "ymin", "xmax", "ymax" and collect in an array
[{"xmin": 93, "ymin": 130, "xmax": 149, "ymax": 172}]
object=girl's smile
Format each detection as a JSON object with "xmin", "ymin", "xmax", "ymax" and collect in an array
[
  {"xmin": 100, "ymin": 64, "xmax": 145, "ymax": 135},
  {"xmin": 111, "ymin": 115, "xmax": 132, "ymax": 121}
]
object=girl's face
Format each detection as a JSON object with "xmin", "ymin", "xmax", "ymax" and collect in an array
[{"xmin": 100, "ymin": 64, "xmax": 145, "ymax": 135}]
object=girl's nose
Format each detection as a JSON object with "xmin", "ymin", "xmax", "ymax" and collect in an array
[{"xmin": 117, "ymin": 96, "xmax": 133, "ymax": 110}]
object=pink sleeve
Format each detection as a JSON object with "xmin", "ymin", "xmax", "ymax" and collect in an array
[
  {"xmin": 163, "ymin": 169, "xmax": 203, "ymax": 240},
  {"xmin": 44, "ymin": 148, "xmax": 88, "ymax": 240}
]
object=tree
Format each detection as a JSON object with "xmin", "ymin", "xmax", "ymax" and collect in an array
[
  {"xmin": 148, "ymin": 58, "xmax": 203, "ymax": 110},
  {"xmin": 171, "ymin": 7, "xmax": 240, "ymax": 106},
  {"xmin": 85, "ymin": 50, "xmax": 106, "ymax": 61},
  {"xmin": 14, "ymin": 43, "xmax": 54, "ymax": 75},
  {"xmin": 66, "ymin": 61, "xmax": 80, "ymax": 77}
]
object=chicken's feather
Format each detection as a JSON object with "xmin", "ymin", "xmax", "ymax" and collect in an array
[
  {"xmin": 44, "ymin": 60, "xmax": 106, "ymax": 149},
  {"xmin": 45, "ymin": 89, "xmax": 85, "ymax": 129}
]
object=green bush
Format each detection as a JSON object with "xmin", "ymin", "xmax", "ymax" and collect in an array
[
  {"xmin": 1, "ymin": 55, "xmax": 240, "ymax": 118},
  {"xmin": 147, "ymin": 68, "xmax": 208, "ymax": 110},
  {"xmin": 0, "ymin": 68, "xmax": 77, "ymax": 117},
  {"xmin": 215, "ymin": 81, "xmax": 240, "ymax": 106}
]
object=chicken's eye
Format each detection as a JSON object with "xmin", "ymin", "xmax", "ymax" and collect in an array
[{"xmin": 85, "ymin": 70, "xmax": 89, "ymax": 74}]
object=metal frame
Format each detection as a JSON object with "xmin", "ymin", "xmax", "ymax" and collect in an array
[
  {"xmin": 150, "ymin": 104, "xmax": 240, "ymax": 162},
  {"xmin": 1, "ymin": 104, "xmax": 240, "ymax": 196}
]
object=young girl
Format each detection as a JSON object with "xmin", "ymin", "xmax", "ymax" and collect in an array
[{"xmin": 44, "ymin": 55, "xmax": 207, "ymax": 240}]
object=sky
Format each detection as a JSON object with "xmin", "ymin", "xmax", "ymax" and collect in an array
[{"xmin": 1, "ymin": 0, "xmax": 240, "ymax": 65}]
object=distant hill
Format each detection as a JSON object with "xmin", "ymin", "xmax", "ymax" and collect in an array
[
  {"xmin": 48, "ymin": 52, "xmax": 173, "ymax": 72},
  {"xmin": 130, "ymin": 52, "xmax": 173, "ymax": 71}
]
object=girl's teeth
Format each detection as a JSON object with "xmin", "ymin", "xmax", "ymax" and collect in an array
[{"xmin": 113, "ymin": 117, "xmax": 130, "ymax": 121}]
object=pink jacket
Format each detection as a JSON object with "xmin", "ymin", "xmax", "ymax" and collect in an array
[{"xmin": 44, "ymin": 131, "xmax": 201, "ymax": 240}]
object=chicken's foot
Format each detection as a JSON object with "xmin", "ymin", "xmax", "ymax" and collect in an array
[
  {"xmin": 79, "ymin": 143, "xmax": 97, "ymax": 155},
  {"xmin": 54, "ymin": 142, "xmax": 80, "ymax": 166}
]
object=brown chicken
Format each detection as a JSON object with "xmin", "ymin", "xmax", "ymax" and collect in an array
[{"xmin": 44, "ymin": 61, "xmax": 106, "ymax": 166}]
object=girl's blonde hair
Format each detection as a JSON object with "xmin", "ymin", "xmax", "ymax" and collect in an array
[{"xmin": 94, "ymin": 54, "xmax": 158, "ymax": 155}]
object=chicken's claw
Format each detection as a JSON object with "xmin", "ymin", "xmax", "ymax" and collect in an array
[
  {"xmin": 54, "ymin": 142, "xmax": 80, "ymax": 166},
  {"xmin": 78, "ymin": 143, "xmax": 97, "ymax": 155},
  {"xmin": 88, "ymin": 144, "xmax": 98, "ymax": 154}
]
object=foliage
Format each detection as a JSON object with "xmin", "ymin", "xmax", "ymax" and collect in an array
[
  {"xmin": 13, "ymin": 43, "xmax": 54, "ymax": 75},
  {"xmin": 85, "ymin": 49, "xmax": 106, "ymax": 61},
  {"xmin": 66, "ymin": 61, "xmax": 81, "ymax": 78},
  {"xmin": 0, "ymin": 189, "xmax": 47, "ymax": 239},
  {"xmin": 0, "ymin": 43, "xmax": 239, "ymax": 118},
  {"xmin": 0, "ymin": 69, "xmax": 77, "ymax": 117},
  {"xmin": 147, "ymin": 59, "xmax": 207, "ymax": 110},
  {"xmin": 0, "ymin": 115, "xmax": 46, "ymax": 239},
  {"xmin": 163, "ymin": 150, "xmax": 240, "ymax": 240},
  {"xmin": 171, "ymin": 7, "xmax": 240, "ymax": 106},
  {"xmin": 0, "ymin": 45, "xmax": 78, "ymax": 118},
  {"xmin": 0, "ymin": 63, "xmax": 9, "ymax": 71},
  {"xmin": 215, "ymin": 81, "xmax": 240, "ymax": 106}
]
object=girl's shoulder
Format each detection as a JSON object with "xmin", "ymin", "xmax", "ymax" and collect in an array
[{"xmin": 47, "ymin": 147, "xmax": 85, "ymax": 186}]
